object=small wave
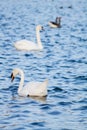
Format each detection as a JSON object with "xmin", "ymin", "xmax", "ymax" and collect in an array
[
  {"xmin": 52, "ymin": 86, "xmax": 63, "ymax": 92},
  {"xmin": 78, "ymin": 98, "xmax": 87, "ymax": 104},
  {"xmin": 30, "ymin": 121, "xmax": 45, "ymax": 127},
  {"xmin": 40, "ymin": 104, "xmax": 50, "ymax": 110},
  {"xmin": 73, "ymin": 105, "xmax": 87, "ymax": 111},
  {"xmin": 59, "ymin": 101, "xmax": 72, "ymax": 106},
  {"xmin": 48, "ymin": 110, "xmax": 60, "ymax": 115},
  {"xmin": 74, "ymin": 75, "xmax": 87, "ymax": 81}
]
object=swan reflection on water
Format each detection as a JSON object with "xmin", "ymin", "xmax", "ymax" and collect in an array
[
  {"xmin": 11, "ymin": 93, "xmax": 47, "ymax": 103},
  {"xmin": 29, "ymin": 96, "xmax": 47, "ymax": 103}
]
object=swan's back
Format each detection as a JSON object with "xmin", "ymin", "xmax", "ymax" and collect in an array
[
  {"xmin": 14, "ymin": 40, "xmax": 39, "ymax": 51},
  {"xmin": 23, "ymin": 79, "xmax": 48, "ymax": 96}
]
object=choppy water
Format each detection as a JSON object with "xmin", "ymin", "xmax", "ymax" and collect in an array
[{"xmin": 0, "ymin": 0, "xmax": 87, "ymax": 130}]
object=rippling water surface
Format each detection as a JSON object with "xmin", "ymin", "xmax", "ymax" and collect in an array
[{"xmin": 0, "ymin": 0, "xmax": 87, "ymax": 130}]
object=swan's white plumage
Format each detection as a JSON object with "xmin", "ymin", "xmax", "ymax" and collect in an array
[
  {"xmin": 14, "ymin": 40, "xmax": 39, "ymax": 51},
  {"xmin": 11, "ymin": 68, "xmax": 48, "ymax": 97},
  {"xmin": 14, "ymin": 25, "xmax": 43, "ymax": 51},
  {"xmin": 19, "ymin": 81, "xmax": 48, "ymax": 96}
]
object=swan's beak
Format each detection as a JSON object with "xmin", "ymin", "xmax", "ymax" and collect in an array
[
  {"xmin": 42, "ymin": 26, "xmax": 44, "ymax": 30},
  {"xmin": 11, "ymin": 73, "xmax": 14, "ymax": 82}
]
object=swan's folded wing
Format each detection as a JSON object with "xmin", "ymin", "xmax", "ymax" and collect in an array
[
  {"xmin": 14, "ymin": 40, "xmax": 37, "ymax": 51},
  {"xmin": 25, "ymin": 80, "xmax": 48, "ymax": 96}
]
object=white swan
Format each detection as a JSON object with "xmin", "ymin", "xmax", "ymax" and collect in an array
[
  {"xmin": 14, "ymin": 25, "xmax": 44, "ymax": 51},
  {"xmin": 11, "ymin": 68, "xmax": 48, "ymax": 97}
]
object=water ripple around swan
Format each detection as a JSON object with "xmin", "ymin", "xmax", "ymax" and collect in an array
[{"xmin": 0, "ymin": 0, "xmax": 87, "ymax": 130}]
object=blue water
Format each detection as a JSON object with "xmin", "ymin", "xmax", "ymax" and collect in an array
[{"xmin": 0, "ymin": 0, "xmax": 87, "ymax": 129}]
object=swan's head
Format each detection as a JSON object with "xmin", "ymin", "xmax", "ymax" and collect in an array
[
  {"xmin": 36, "ymin": 25, "xmax": 44, "ymax": 31},
  {"xmin": 11, "ymin": 68, "xmax": 20, "ymax": 82}
]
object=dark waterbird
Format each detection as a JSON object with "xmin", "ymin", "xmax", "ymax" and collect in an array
[{"xmin": 48, "ymin": 17, "xmax": 61, "ymax": 28}]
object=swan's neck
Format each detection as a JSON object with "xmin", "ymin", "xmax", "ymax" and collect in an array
[
  {"xmin": 18, "ymin": 69, "xmax": 24, "ymax": 93},
  {"xmin": 36, "ymin": 29, "xmax": 43, "ymax": 49}
]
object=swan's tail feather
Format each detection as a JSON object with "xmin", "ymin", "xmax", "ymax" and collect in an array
[
  {"xmin": 37, "ymin": 79, "xmax": 48, "ymax": 96},
  {"xmin": 40, "ymin": 79, "xmax": 48, "ymax": 89},
  {"xmin": 44, "ymin": 79, "xmax": 48, "ymax": 85},
  {"xmin": 38, "ymin": 79, "xmax": 48, "ymax": 89}
]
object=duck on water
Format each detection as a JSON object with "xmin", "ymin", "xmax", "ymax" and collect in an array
[{"xmin": 48, "ymin": 17, "xmax": 61, "ymax": 28}]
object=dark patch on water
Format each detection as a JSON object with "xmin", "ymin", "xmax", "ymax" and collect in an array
[
  {"xmin": 40, "ymin": 104, "xmax": 50, "ymax": 110},
  {"xmin": 59, "ymin": 101, "xmax": 72, "ymax": 106},
  {"xmin": 75, "ymin": 76, "xmax": 87, "ymax": 81},
  {"xmin": 30, "ymin": 121, "xmax": 45, "ymax": 127},
  {"xmin": 48, "ymin": 110, "xmax": 60, "ymax": 115},
  {"xmin": 52, "ymin": 86, "xmax": 63, "ymax": 92}
]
